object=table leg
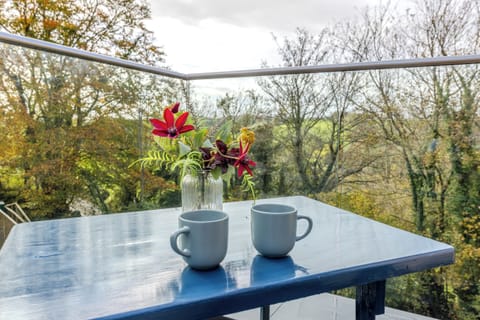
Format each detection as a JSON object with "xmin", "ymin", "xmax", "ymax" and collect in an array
[
  {"xmin": 260, "ymin": 305, "xmax": 270, "ymax": 320},
  {"xmin": 355, "ymin": 280, "xmax": 386, "ymax": 320}
]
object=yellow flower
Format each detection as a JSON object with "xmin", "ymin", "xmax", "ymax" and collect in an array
[{"xmin": 239, "ymin": 127, "xmax": 255, "ymax": 146}]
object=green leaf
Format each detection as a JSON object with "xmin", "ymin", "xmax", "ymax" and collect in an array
[
  {"xmin": 211, "ymin": 167, "xmax": 222, "ymax": 180},
  {"xmin": 241, "ymin": 173, "xmax": 256, "ymax": 201},
  {"xmin": 226, "ymin": 164, "xmax": 235, "ymax": 177},
  {"xmin": 216, "ymin": 120, "xmax": 233, "ymax": 143},
  {"xmin": 170, "ymin": 151, "xmax": 203, "ymax": 182},
  {"xmin": 221, "ymin": 165, "xmax": 236, "ymax": 189},
  {"xmin": 155, "ymin": 136, "xmax": 175, "ymax": 152},
  {"xmin": 178, "ymin": 141, "xmax": 191, "ymax": 157},
  {"xmin": 193, "ymin": 128, "xmax": 209, "ymax": 149},
  {"xmin": 129, "ymin": 150, "xmax": 175, "ymax": 171},
  {"xmin": 202, "ymin": 139, "xmax": 214, "ymax": 148}
]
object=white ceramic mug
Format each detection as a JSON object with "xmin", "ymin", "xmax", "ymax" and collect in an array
[
  {"xmin": 251, "ymin": 203, "xmax": 313, "ymax": 258},
  {"xmin": 170, "ymin": 210, "xmax": 228, "ymax": 270}
]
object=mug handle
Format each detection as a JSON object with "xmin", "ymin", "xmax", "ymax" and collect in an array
[
  {"xmin": 296, "ymin": 215, "xmax": 313, "ymax": 241},
  {"xmin": 170, "ymin": 226, "xmax": 191, "ymax": 257}
]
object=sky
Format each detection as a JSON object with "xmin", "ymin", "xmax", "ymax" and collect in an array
[{"xmin": 145, "ymin": 0, "xmax": 405, "ymax": 74}]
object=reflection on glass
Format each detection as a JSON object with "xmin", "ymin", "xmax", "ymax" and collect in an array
[
  {"xmin": 171, "ymin": 266, "xmax": 237, "ymax": 300},
  {"xmin": 250, "ymin": 255, "xmax": 308, "ymax": 285}
]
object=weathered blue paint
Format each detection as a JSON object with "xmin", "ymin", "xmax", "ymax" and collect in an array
[{"xmin": 0, "ymin": 196, "xmax": 454, "ymax": 320}]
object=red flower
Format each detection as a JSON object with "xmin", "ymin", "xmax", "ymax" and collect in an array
[
  {"xmin": 212, "ymin": 140, "xmax": 234, "ymax": 173},
  {"xmin": 169, "ymin": 102, "xmax": 180, "ymax": 113},
  {"xmin": 150, "ymin": 108, "xmax": 194, "ymax": 138},
  {"xmin": 234, "ymin": 141, "xmax": 256, "ymax": 177}
]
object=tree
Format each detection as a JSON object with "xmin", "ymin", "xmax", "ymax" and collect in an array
[
  {"xmin": 258, "ymin": 28, "xmax": 375, "ymax": 195},
  {"xmin": 334, "ymin": 1, "xmax": 480, "ymax": 318},
  {"xmin": 0, "ymin": 0, "xmax": 170, "ymax": 218},
  {"xmin": 258, "ymin": 29, "xmax": 328, "ymax": 193},
  {"xmin": 0, "ymin": 0, "xmax": 163, "ymax": 64},
  {"xmin": 216, "ymin": 90, "xmax": 268, "ymax": 132}
]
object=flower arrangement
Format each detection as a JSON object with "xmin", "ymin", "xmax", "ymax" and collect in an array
[{"xmin": 138, "ymin": 102, "xmax": 256, "ymax": 198}]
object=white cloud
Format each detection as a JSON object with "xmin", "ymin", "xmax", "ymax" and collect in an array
[
  {"xmin": 146, "ymin": 0, "xmax": 413, "ymax": 73},
  {"xmin": 149, "ymin": 0, "xmax": 378, "ymax": 32},
  {"xmin": 146, "ymin": 17, "xmax": 282, "ymax": 72}
]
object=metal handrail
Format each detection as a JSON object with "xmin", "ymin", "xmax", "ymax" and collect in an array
[
  {"xmin": 0, "ymin": 208, "xmax": 17, "ymax": 225},
  {"xmin": 0, "ymin": 32, "xmax": 186, "ymax": 80},
  {"xmin": 5, "ymin": 203, "xmax": 31, "ymax": 223},
  {"xmin": 2, "ymin": 31, "xmax": 480, "ymax": 80}
]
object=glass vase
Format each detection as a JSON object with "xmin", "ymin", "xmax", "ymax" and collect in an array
[{"xmin": 181, "ymin": 170, "xmax": 223, "ymax": 212}]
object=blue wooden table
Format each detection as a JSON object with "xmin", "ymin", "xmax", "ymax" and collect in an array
[{"xmin": 0, "ymin": 196, "xmax": 454, "ymax": 320}]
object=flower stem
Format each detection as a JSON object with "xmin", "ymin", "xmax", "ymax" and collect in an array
[{"xmin": 200, "ymin": 170, "xmax": 206, "ymax": 207}]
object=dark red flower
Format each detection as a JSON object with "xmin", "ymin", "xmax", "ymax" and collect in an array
[
  {"xmin": 200, "ymin": 147, "xmax": 214, "ymax": 169},
  {"xmin": 228, "ymin": 147, "xmax": 241, "ymax": 166},
  {"xmin": 150, "ymin": 108, "xmax": 194, "ymax": 138},
  {"xmin": 215, "ymin": 140, "xmax": 228, "ymax": 154},
  {"xmin": 200, "ymin": 147, "xmax": 213, "ymax": 161},
  {"xmin": 234, "ymin": 141, "xmax": 256, "ymax": 176},
  {"xmin": 212, "ymin": 140, "xmax": 231, "ymax": 173},
  {"xmin": 169, "ymin": 102, "xmax": 180, "ymax": 113}
]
